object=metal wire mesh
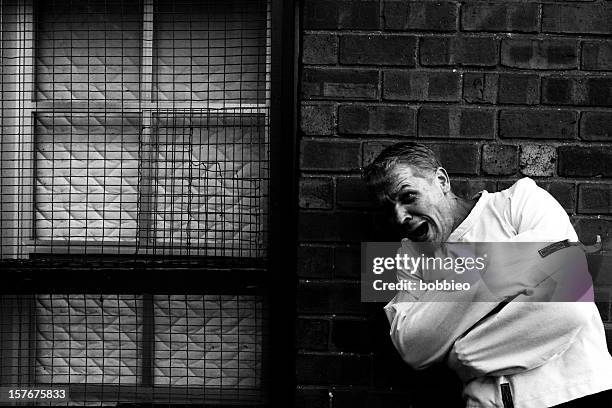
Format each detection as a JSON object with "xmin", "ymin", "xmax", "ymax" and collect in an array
[
  {"xmin": 1, "ymin": 0, "xmax": 272, "ymax": 405},
  {"xmin": 1, "ymin": 294, "xmax": 267, "ymax": 406},
  {"xmin": 1, "ymin": 0, "xmax": 271, "ymax": 259}
]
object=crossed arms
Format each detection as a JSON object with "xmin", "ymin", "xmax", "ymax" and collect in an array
[{"xmin": 385, "ymin": 179, "xmax": 590, "ymax": 379}]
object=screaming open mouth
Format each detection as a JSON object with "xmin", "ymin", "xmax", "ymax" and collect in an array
[{"xmin": 407, "ymin": 221, "xmax": 429, "ymax": 242}]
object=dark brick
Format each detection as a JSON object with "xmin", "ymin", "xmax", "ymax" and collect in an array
[
  {"xmin": 482, "ymin": 144, "xmax": 519, "ymax": 176},
  {"xmin": 595, "ymin": 289, "xmax": 611, "ymax": 322},
  {"xmin": 497, "ymin": 180, "xmax": 516, "ymax": 191},
  {"xmin": 579, "ymin": 184, "xmax": 612, "ymax": 215},
  {"xmin": 590, "ymin": 256, "xmax": 612, "ymax": 286},
  {"xmin": 420, "ymin": 36, "xmax": 498, "ymax": 67},
  {"xmin": 334, "ymin": 246, "xmax": 361, "ymax": 278},
  {"xmin": 586, "ymin": 78, "xmax": 612, "ymax": 107},
  {"xmin": 301, "ymin": 140, "xmax": 361, "ymax": 171},
  {"xmin": 303, "ymin": 34, "xmax": 338, "ymax": 65},
  {"xmin": 580, "ymin": 112, "xmax": 612, "ymax": 141},
  {"xmin": 452, "ymin": 179, "xmax": 497, "ymax": 199},
  {"xmin": 574, "ymin": 218, "xmax": 612, "ymax": 252},
  {"xmin": 296, "ymin": 318, "xmax": 330, "ymax": 350},
  {"xmin": 338, "ymin": 105, "xmax": 416, "ymax": 136},
  {"xmin": 540, "ymin": 181, "xmax": 576, "ymax": 213},
  {"xmin": 340, "ymin": 35, "xmax": 416, "ymax": 66},
  {"xmin": 418, "ymin": 107, "xmax": 494, "ymax": 139},
  {"xmin": 542, "ymin": 77, "xmax": 573, "ymax": 105},
  {"xmin": 383, "ymin": 1, "xmax": 457, "ymax": 31},
  {"xmin": 498, "ymin": 74, "xmax": 539, "ymax": 105},
  {"xmin": 301, "ymin": 104, "xmax": 335, "ymax": 136},
  {"xmin": 332, "ymin": 319, "xmax": 375, "ymax": 352},
  {"xmin": 296, "ymin": 353, "xmax": 370, "ymax": 385},
  {"xmin": 297, "ymin": 281, "xmax": 364, "ymax": 314},
  {"xmin": 419, "ymin": 108, "xmax": 450, "ymax": 138},
  {"xmin": 501, "ymin": 39, "xmax": 578, "ymax": 70},
  {"xmin": 462, "ymin": 3, "xmax": 539, "ymax": 33},
  {"xmin": 559, "ymin": 147, "xmax": 612, "ymax": 178},
  {"xmin": 463, "ymin": 73, "xmax": 497, "ymax": 104},
  {"xmin": 297, "ymin": 245, "xmax": 334, "ymax": 278},
  {"xmin": 419, "ymin": 37, "xmax": 450, "ymax": 65},
  {"xmin": 295, "ymin": 388, "xmax": 329, "ymax": 408},
  {"xmin": 372, "ymin": 352, "xmax": 464, "ymax": 400},
  {"xmin": 432, "ymin": 144, "xmax": 480, "ymax": 175},
  {"xmin": 582, "ymin": 41, "xmax": 612, "ymax": 71},
  {"xmin": 303, "ymin": 0, "xmax": 380, "ymax": 30},
  {"xmin": 384, "ymin": 70, "xmax": 460, "ymax": 102},
  {"xmin": 543, "ymin": 4, "xmax": 612, "ymax": 35},
  {"xmin": 302, "ymin": 68, "xmax": 379, "ymax": 100},
  {"xmin": 300, "ymin": 177, "xmax": 334, "ymax": 209},
  {"xmin": 499, "ymin": 110, "xmax": 577, "ymax": 140},
  {"xmin": 299, "ymin": 211, "xmax": 374, "ymax": 242},
  {"xmin": 542, "ymin": 77, "xmax": 612, "ymax": 107},
  {"xmin": 362, "ymin": 141, "xmax": 396, "ymax": 168},
  {"xmin": 519, "ymin": 145, "xmax": 557, "ymax": 177},
  {"xmin": 336, "ymin": 177, "xmax": 373, "ymax": 209}
]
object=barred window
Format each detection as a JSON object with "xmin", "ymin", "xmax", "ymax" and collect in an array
[
  {"xmin": 1, "ymin": 294, "xmax": 267, "ymax": 405},
  {"xmin": 1, "ymin": 0, "xmax": 270, "ymax": 258},
  {"xmin": 0, "ymin": 0, "xmax": 276, "ymax": 405}
]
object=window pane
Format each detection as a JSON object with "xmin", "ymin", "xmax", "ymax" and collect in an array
[
  {"xmin": 35, "ymin": 0, "xmax": 142, "ymax": 102},
  {"xmin": 34, "ymin": 112, "xmax": 141, "ymax": 242},
  {"xmin": 153, "ymin": 295, "xmax": 264, "ymax": 389},
  {"xmin": 154, "ymin": 0, "xmax": 267, "ymax": 103},
  {"xmin": 153, "ymin": 112, "xmax": 268, "ymax": 257},
  {"xmin": 35, "ymin": 294, "xmax": 143, "ymax": 384}
]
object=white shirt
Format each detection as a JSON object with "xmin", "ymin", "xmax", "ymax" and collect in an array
[{"xmin": 384, "ymin": 178, "xmax": 612, "ymax": 408}]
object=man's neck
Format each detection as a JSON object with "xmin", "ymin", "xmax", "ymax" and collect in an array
[{"xmin": 450, "ymin": 194, "xmax": 478, "ymax": 232}]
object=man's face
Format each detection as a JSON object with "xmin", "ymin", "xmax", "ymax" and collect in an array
[{"xmin": 377, "ymin": 164, "xmax": 455, "ymax": 243}]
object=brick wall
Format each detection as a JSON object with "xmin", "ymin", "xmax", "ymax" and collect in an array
[{"xmin": 296, "ymin": 1, "xmax": 612, "ymax": 407}]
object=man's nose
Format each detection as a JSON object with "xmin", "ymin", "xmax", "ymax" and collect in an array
[{"xmin": 394, "ymin": 203, "xmax": 412, "ymax": 225}]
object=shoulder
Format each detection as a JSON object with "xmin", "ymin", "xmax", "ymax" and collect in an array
[
  {"xmin": 502, "ymin": 178, "xmax": 577, "ymax": 240},
  {"xmin": 503, "ymin": 177, "xmax": 555, "ymax": 215},
  {"xmin": 485, "ymin": 177, "xmax": 540, "ymax": 212},
  {"xmin": 499, "ymin": 177, "xmax": 549, "ymax": 211},
  {"xmin": 504, "ymin": 177, "xmax": 539, "ymax": 198}
]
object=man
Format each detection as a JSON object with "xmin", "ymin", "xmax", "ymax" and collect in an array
[{"xmin": 363, "ymin": 142, "xmax": 612, "ymax": 408}]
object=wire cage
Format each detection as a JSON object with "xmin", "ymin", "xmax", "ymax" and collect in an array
[
  {"xmin": 1, "ymin": 0, "xmax": 271, "ymax": 259},
  {"xmin": 0, "ymin": 294, "xmax": 268, "ymax": 406},
  {"xmin": 0, "ymin": 0, "xmax": 273, "ymax": 405}
]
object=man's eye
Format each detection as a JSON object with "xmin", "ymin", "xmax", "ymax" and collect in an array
[{"xmin": 399, "ymin": 193, "xmax": 416, "ymax": 204}]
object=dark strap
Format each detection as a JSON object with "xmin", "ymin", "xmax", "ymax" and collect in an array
[
  {"xmin": 462, "ymin": 300, "xmax": 510, "ymax": 338},
  {"xmin": 501, "ymin": 383, "xmax": 514, "ymax": 408}
]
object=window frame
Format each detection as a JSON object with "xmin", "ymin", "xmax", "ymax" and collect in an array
[
  {"xmin": 2, "ymin": 291, "xmax": 269, "ymax": 406},
  {"xmin": 5, "ymin": 0, "xmax": 273, "ymax": 257},
  {"xmin": 0, "ymin": 0, "xmax": 298, "ymax": 406}
]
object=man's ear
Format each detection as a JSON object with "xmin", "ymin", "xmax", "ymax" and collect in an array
[{"xmin": 434, "ymin": 167, "xmax": 451, "ymax": 194}]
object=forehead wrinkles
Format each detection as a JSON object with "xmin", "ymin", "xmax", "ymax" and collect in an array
[{"xmin": 385, "ymin": 167, "xmax": 427, "ymax": 196}]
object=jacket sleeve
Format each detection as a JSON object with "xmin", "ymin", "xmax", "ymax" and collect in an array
[
  {"xmin": 447, "ymin": 178, "xmax": 589, "ymax": 379},
  {"xmin": 448, "ymin": 301, "xmax": 586, "ymax": 380},
  {"xmin": 384, "ymin": 283, "xmax": 500, "ymax": 370}
]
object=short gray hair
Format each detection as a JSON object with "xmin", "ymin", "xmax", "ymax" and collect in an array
[{"xmin": 362, "ymin": 142, "xmax": 442, "ymax": 190}]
